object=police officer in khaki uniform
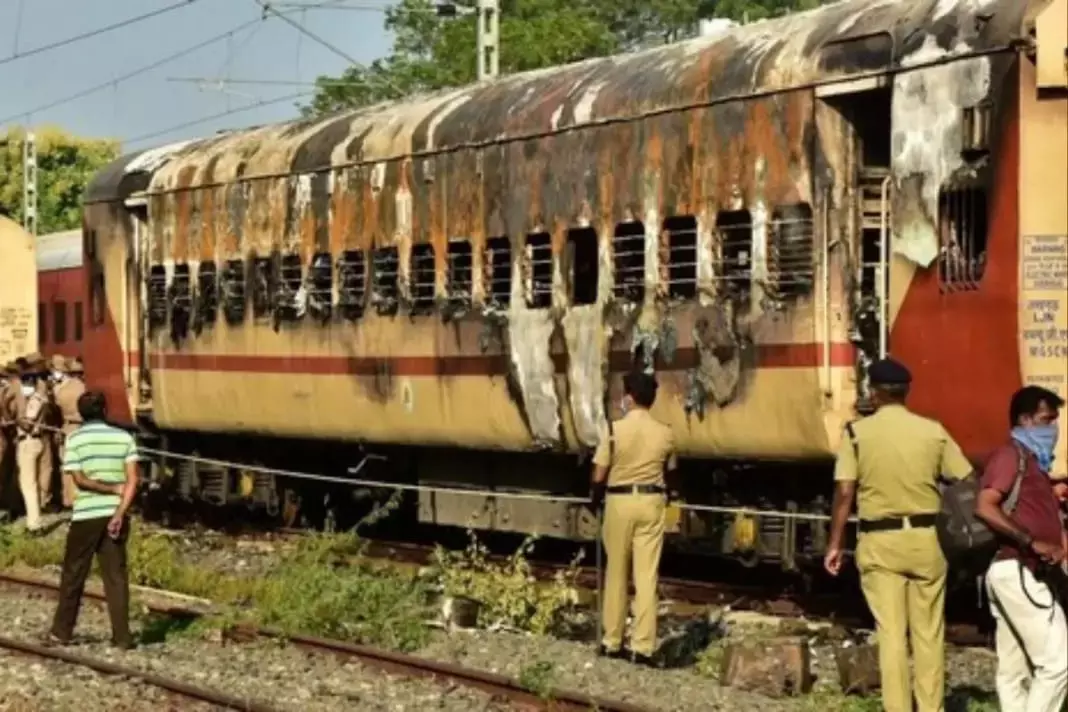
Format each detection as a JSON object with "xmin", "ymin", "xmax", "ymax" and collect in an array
[
  {"xmin": 824, "ymin": 359, "xmax": 973, "ymax": 712},
  {"xmin": 14, "ymin": 355, "xmax": 51, "ymax": 536},
  {"xmin": 0, "ymin": 362, "xmax": 19, "ymax": 508},
  {"xmin": 53, "ymin": 356, "xmax": 86, "ymax": 508},
  {"xmin": 591, "ymin": 371, "xmax": 677, "ymax": 666}
]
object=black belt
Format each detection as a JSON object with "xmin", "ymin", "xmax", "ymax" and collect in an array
[
  {"xmin": 858, "ymin": 513, "xmax": 938, "ymax": 533},
  {"xmin": 606, "ymin": 484, "xmax": 666, "ymax": 495}
]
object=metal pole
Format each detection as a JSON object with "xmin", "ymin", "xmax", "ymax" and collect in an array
[
  {"xmin": 476, "ymin": 0, "xmax": 499, "ymax": 81},
  {"xmin": 22, "ymin": 130, "xmax": 38, "ymax": 236}
]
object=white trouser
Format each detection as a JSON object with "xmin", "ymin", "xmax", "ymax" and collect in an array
[
  {"xmin": 16, "ymin": 437, "xmax": 44, "ymax": 531},
  {"xmin": 986, "ymin": 558, "xmax": 1068, "ymax": 712}
]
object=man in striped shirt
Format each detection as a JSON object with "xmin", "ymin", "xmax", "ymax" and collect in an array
[{"xmin": 45, "ymin": 391, "xmax": 140, "ymax": 650}]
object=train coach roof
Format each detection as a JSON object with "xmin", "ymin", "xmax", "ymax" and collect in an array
[
  {"xmin": 86, "ymin": 0, "xmax": 1034, "ymax": 204},
  {"xmin": 36, "ymin": 229, "xmax": 82, "ymax": 272}
]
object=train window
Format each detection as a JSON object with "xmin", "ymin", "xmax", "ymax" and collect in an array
[
  {"xmin": 53, "ymin": 302, "xmax": 67, "ymax": 345},
  {"xmin": 767, "ymin": 204, "xmax": 815, "ymax": 299},
  {"xmin": 221, "ymin": 259, "xmax": 247, "ymax": 325},
  {"xmin": 371, "ymin": 247, "xmax": 400, "ymax": 316},
  {"xmin": 566, "ymin": 228, "xmax": 599, "ymax": 306},
  {"xmin": 38, "ymin": 304, "xmax": 46, "ymax": 347},
  {"xmin": 446, "ymin": 240, "xmax": 473, "ymax": 309},
  {"xmin": 715, "ymin": 210, "xmax": 753, "ymax": 297},
  {"xmin": 147, "ymin": 265, "xmax": 168, "ymax": 330},
  {"xmin": 337, "ymin": 250, "xmax": 367, "ymax": 321},
  {"xmin": 307, "ymin": 252, "xmax": 333, "ymax": 322},
  {"xmin": 613, "ymin": 222, "xmax": 645, "ymax": 303},
  {"xmin": 276, "ymin": 254, "xmax": 305, "ymax": 322},
  {"xmin": 410, "ymin": 243, "xmax": 436, "ymax": 315},
  {"xmin": 664, "ymin": 216, "xmax": 698, "ymax": 300},
  {"xmin": 484, "ymin": 237, "xmax": 511, "ymax": 309},
  {"xmin": 250, "ymin": 257, "xmax": 273, "ymax": 319},
  {"xmin": 525, "ymin": 232, "xmax": 552, "ymax": 309},
  {"xmin": 195, "ymin": 262, "xmax": 218, "ymax": 330},
  {"xmin": 73, "ymin": 302, "xmax": 83, "ymax": 342},
  {"xmin": 171, "ymin": 264, "xmax": 193, "ymax": 339},
  {"xmin": 86, "ymin": 229, "xmax": 107, "ymax": 327},
  {"xmin": 938, "ymin": 187, "xmax": 988, "ymax": 289}
]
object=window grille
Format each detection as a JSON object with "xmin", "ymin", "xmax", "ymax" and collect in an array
[
  {"xmin": 612, "ymin": 222, "xmax": 645, "ymax": 303},
  {"xmin": 525, "ymin": 233, "xmax": 552, "ymax": 309}
]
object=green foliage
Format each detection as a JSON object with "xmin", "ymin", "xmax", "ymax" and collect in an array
[
  {"xmin": 517, "ymin": 659, "xmax": 557, "ymax": 699},
  {"xmin": 0, "ymin": 126, "xmax": 120, "ymax": 233},
  {"xmin": 303, "ymin": 0, "xmax": 830, "ymax": 117},
  {"xmin": 429, "ymin": 530, "xmax": 582, "ymax": 635}
]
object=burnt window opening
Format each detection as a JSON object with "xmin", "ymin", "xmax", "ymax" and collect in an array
[
  {"xmin": 484, "ymin": 237, "xmax": 512, "ymax": 310},
  {"xmin": 767, "ymin": 204, "xmax": 815, "ymax": 299},
  {"xmin": 525, "ymin": 232, "xmax": 553, "ymax": 309},
  {"xmin": 38, "ymin": 304, "xmax": 46, "ymax": 347},
  {"xmin": 307, "ymin": 252, "xmax": 333, "ymax": 322},
  {"xmin": 275, "ymin": 254, "xmax": 305, "ymax": 323},
  {"xmin": 613, "ymin": 222, "xmax": 646, "ymax": 303},
  {"xmin": 250, "ymin": 256, "xmax": 274, "ymax": 319},
  {"xmin": 337, "ymin": 250, "xmax": 367, "ymax": 321},
  {"xmin": 52, "ymin": 302, "xmax": 67, "ymax": 345},
  {"xmin": 371, "ymin": 247, "xmax": 400, "ymax": 316},
  {"xmin": 664, "ymin": 216, "xmax": 698, "ymax": 300},
  {"xmin": 566, "ymin": 228, "xmax": 599, "ymax": 306},
  {"xmin": 409, "ymin": 243, "xmax": 437, "ymax": 315},
  {"xmin": 169, "ymin": 264, "xmax": 193, "ymax": 341},
  {"xmin": 938, "ymin": 186, "xmax": 988, "ymax": 289},
  {"xmin": 194, "ymin": 262, "xmax": 218, "ymax": 332},
  {"xmin": 446, "ymin": 240, "xmax": 474, "ymax": 308},
  {"xmin": 73, "ymin": 302, "xmax": 83, "ymax": 342},
  {"xmin": 220, "ymin": 259, "xmax": 247, "ymax": 325},
  {"xmin": 714, "ymin": 210, "xmax": 753, "ymax": 297},
  {"xmin": 147, "ymin": 265, "xmax": 168, "ymax": 330},
  {"xmin": 86, "ymin": 229, "xmax": 107, "ymax": 327}
]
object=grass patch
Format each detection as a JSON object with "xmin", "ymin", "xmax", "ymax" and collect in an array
[{"xmin": 517, "ymin": 659, "xmax": 557, "ymax": 700}]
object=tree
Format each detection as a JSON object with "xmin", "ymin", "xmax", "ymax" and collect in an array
[
  {"xmin": 0, "ymin": 127, "xmax": 120, "ymax": 234},
  {"xmin": 302, "ymin": 0, "xmax": 825, "ymax": 117}
]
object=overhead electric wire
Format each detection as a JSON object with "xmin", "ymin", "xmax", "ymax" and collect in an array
[
  {"xmin": 0, "ymin": 0, "xmax": 201, "ymax": 68},
  {"xmin": 252, "ymin": 0, "xmax": 361, "ymax": 65}
]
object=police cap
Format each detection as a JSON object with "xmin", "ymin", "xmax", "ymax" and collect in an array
[
  {"xmin": 868, "ymin": 358, "xmax": 912, "ymax": 386},
  {"xmin": 1, "ymin": 362, "xmax": 18, "ymax": 377},
  {"xmin": 67, "ymin": 358, "xmax": 84, "ymax": 374}
]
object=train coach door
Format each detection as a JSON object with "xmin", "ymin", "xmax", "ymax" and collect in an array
[{"xmin": 125, "ymin": 197, "xmax": 151, "ymax": 408}]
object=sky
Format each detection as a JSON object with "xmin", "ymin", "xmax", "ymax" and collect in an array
[{"xmin": 0, "ymin": 0, "xmax": 394, "ymax": 151}]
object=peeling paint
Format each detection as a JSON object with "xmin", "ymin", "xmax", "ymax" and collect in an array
[
  {"xmin": 508, "ymin": 309, "xmax": 561, "ymax": 447},
  {"xmin": 561, "ymin": 305, "xmax": 607, "ymax": 447}
]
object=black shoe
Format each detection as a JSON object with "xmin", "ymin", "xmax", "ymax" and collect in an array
[
  {"xmin": 26, "ymin": 527, "xmax": 46, "ymax": 539},
  {"xmin": 596, "ymin": 644, "xmax": 627, "ymax": 660},
  {"xmin": 630, "ymin": 652, "xmax": 658, "ymax": 668}
]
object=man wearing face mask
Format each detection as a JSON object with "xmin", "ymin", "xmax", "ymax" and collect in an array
[
  {"xmin": 14, "ymin": 354, "xmax": 50, "ymax": 536},
  {"xmin": 590, "ymin": 371, "xmax": 677, "ymax": 667},
  {"xmin": 976, "ymin": 385, "xmax": 1067, "ymax": 712}
]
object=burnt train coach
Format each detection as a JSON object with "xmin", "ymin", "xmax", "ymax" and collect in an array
[{"xmin": 80, "ymin": 0, "xmax": 1068, "ymax": 567}]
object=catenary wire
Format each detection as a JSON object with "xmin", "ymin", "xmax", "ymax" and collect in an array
[
  {"xmin": 0, "ymin": 0, "xmax": 202, "ymax": 68},
  {"xmin": 123, "ymin": 91, "xmax": 312, "ymax": 146}
]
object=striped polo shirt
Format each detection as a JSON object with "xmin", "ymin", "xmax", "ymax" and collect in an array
[{"xmin": 62, "ymin": 420, "xmax": 139, "ymax": 522}]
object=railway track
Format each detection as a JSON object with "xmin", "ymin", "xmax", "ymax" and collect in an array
[{"xmin": 0, "ymin": 571, "xmax": 651, "ymax": 712}]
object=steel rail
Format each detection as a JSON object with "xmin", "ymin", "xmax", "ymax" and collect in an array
[
  {"xmin": 0, "ymin": 572, "xmax": 650, "ymax": 712},
  {"xmin": 0, "ymin": 634, "xmax": 278, "ymax": 712}
]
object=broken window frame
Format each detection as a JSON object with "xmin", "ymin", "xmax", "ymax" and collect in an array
[
  {"xmin": 275, "ymin": 253, "xmax": 305, "ymax": 323},
  {"xmin": 566, "ymin": 227, "xmax": 599, "ymax": 306},
  {"xmin": 524, "ymin": 232, "xmax": 553, "ymax": 310},
  {"xmin": 371, "ymin": 246, "xmax": 401, "ymax": 317},
  {"xmin": 147, "ymin": 264, "xmax": 168, "ymax": 331},
  {"xmin": 766, "ymin": 203, "xmax": 815, "ymax": 300},
  {"xmin": 170, "ymin": 263, "xmax": 193, "ymax": 340},
  {"xmin": 307, "ymin": 251, "xmax": 333, "ymax": 322},
  {"xmin": 613, "ymin": 221, "xmax": 646, "ymax": 303},
  {"xmin": 409, "ymin": 243, "xmax": 437, "ymax": 315},
  {"xmin": 663, "ymin": 216, "xmax": 698, "ymax": 300},
  {"xmin": 250, "ymin": 255, "xmax": 275, "ymax": 319},
  {"xmin": 195, "ymin": 261, "xmax": 218, "ymax": 331},
  {"xmin": 220, "ymin": 259, "xmax": 247, "ymax": 325},
  {"xmin": 446, "ymin": 239, "xmax": 474, "ymax": 315},
  {"xmin": 713, "ymin": 210, "xmax": 754, "ymax": 298},
  {"xmin": 337, "ymin": 250, "xmax": 367, "ymax": 321},
  {"xmin": 937, "ymin": 186, "xmax": 988, "ymax": 291},
  {"xmin": 483, "ymin": 237, "xmax": 512, "ymax": 310}
]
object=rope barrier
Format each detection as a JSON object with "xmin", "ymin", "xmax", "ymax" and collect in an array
[{"xmin": 25, "ymin": 421, "xmax": 856, "ymax": 524}]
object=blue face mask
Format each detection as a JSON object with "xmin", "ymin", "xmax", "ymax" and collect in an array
[{"xmin": 1012, "ymin": 424, "xmax": 1060, "ymax": 473}]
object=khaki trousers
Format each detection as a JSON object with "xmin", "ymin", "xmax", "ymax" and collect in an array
[
  {"xmin": 600, "ymin": 493, "xmax": 665, "ymax": 656},
  {"xmin": 57, "ymin": 434, "xmax": 77, "ymax": 508},
  {"xmin": 857, "ymin": 526, "xmax": 947, "ymax": 712},
  {"xmin": 16, "ymin": 437, "xmax": 45, "ymax": 531},
  {"xmin": 38, "ymin": 435, "xmax": 55, "ymax": 509}
]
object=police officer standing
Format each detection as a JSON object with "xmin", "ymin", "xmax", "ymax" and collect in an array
[
  {"xmin": 591, "ymin": 371, "xmax": 677, "ymax": 667},
  {"xmin": 53, "ymin": 357, "xmax": 86, "ymax": 509},
  {"xmin": 824, "ymin": 359, "xmax": 973, "ymax": 712},
  {"xmin": 0, "ymin": 362, "xmax": 18, "ymax": 510},
  {"xmin": 15, "ymin": 355, "xmax": 51, "ymax": 536}
]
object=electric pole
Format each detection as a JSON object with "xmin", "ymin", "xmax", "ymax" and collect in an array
[
  {"xmin": 22, "ymin": 130, "xmax": 38, "ymax": 236},
  {"xmin": 476, "ymin": 0, "xmax": 499, "ymax": 80}
]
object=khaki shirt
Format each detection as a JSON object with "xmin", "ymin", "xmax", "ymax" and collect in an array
[
  {"xmin": 834, "ymin": 404, "xmax": 972, "ymax": 520},
  {"xmin": 0, "ymin": 382, "xmax": 14, "ymax": 428},
  {"xmin": 593, "ymin": 409, "xmax": 677, "ymax": 487},
  {"xmin": 54, "ymin": 378, "xmax": 86, "ymax": 433},
  {"xmin": 14, "ymin": 381, "xmax": 50, "ymax": 438}
]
